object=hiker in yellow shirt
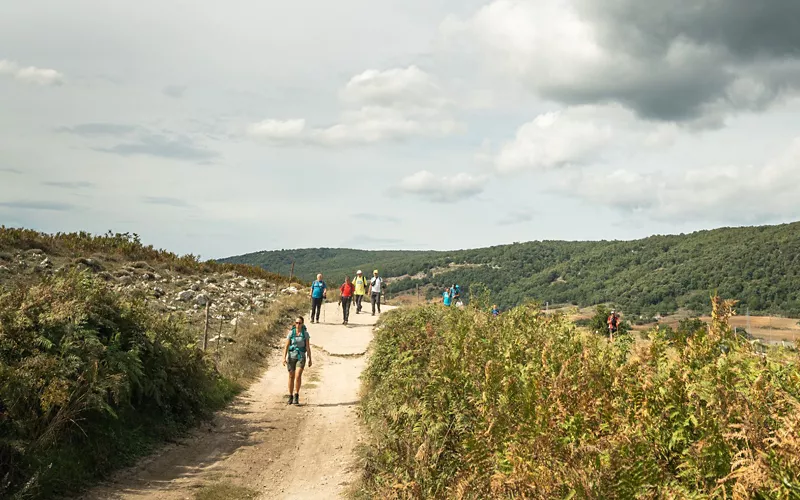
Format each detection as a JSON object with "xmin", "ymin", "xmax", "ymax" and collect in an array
[{"xmin": 352, "ymin": 270, "xmax": 369, "ymax": 314}]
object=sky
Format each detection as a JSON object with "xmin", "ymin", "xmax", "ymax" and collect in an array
[{"xmin": 2, "ymin": 0, "xmax": 800, "ymax": 259}]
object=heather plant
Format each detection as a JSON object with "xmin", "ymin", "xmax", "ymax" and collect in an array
[
  {"xmin": 358, "ymin": 295, "xmax": 800, "ymax": 499},
  {"xmin": 0, "ymin": 270, "xmax": 237, "ymax": 498}
]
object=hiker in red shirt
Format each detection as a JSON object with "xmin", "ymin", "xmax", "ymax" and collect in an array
[{"xmin": 339, "ymin": 275, "xmax": 355, "ymax": 325}]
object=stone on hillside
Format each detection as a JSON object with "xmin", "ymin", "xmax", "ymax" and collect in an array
[
  {"xmin": 195, "ymin": 294, "xmax": 210, "ymax": 306},
  {"xmin": 74, "ymin": 257, "xmax": 103, "ymax": 271},
  {"xmin": 177, "ymin": 290, "xmax": 196, "ymax": 302},
  {"xmin": 239, "ymin": 278, "xmax": 249, "ymax": 288},
  {"xmin": 39, "ymin": 258, "xmax": 52, "ymax": 269},
  {"xmin": 153, "ymin": 287, "xmax": 165, "ymax": 298},
  {"xmin": 118, "ymin": 276, "xmax": 133, "ymax": 285},
  {"xmin": 210, "ymin": 334, "xmax": 235, "ymax": 344},
  {"xmin": 281, "ymin": 286, "xmax": 299, "ymax": 295}
]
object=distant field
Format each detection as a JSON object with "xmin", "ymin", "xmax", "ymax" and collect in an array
[
  {"xmin": 641, "ymin": 314, "xmax": 800, "ymax": 344},
  {"xmin": 542, "ymin": 303, "xmax": 800, "ymax": 345}
]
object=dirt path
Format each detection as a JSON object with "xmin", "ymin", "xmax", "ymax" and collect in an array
[{"xmin": 79, "ymin": 300, "xmax": 391, "ymax": 500}]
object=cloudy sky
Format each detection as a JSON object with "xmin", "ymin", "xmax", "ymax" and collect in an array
[{"xmin": 2, "ymin": 0, "xmax": 800, "ymax": 259}]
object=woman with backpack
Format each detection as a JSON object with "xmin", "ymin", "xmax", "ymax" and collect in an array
[{"xmin": 282, "ymin": 316, "xmax": 312, "ymax": 405}]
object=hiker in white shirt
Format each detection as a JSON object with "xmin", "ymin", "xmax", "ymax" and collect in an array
[{"xmin": 370, "ymin": 269, "xmax": 384, "ymax": 316}]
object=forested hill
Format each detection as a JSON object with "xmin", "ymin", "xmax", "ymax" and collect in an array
[{"xmin": 219, "ymin": 221, "xmax": 800, "ymax": 317}]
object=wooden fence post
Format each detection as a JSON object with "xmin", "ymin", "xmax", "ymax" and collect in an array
[{"xmin": 203, "ymin": 301, "xmax": 210, "ymax": 351}]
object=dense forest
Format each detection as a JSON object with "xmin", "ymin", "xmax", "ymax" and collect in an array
[{"xmin": 220, "ymin": 221, "xmax": 800, "ymax": 317}]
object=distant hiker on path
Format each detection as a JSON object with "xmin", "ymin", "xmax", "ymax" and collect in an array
[
  {"xmin": 339, "ymin": 275, "xmax": 354, "ymax": 325},
  {"xmin": 443, "ymin": 287, "xmax": 452, "ymax": 306},
  {"xmin": 310, "ymin": 273, "xmax": 327, "ymax": 324},
  {"xmin": 283, "ymin": 316, "xmax": 312, "ymax": 405},
  {"xmin": 452, "ymin": 284, "xmax": 461, "ymax": 303},
  {"xmin": 370, "ymin": 269, "xmax": 384, "ymax": 316},
  {"xmin": 607, "ymin": 309, "xmax": 620, "ymax": 341},
  {"xmin": 492, "ymin": 304, "xmax": 500, "ymax": 317},
  {"xmin": 352, "ymin": 270, "xmax": 368, "ymax": 314}
]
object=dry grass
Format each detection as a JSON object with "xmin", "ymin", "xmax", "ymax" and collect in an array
[
  {"xmin": 193, "ymin": 481, "xmax": 258, "ymax": 500},
  {"xmin": 215, "ymin": 294, "xmax": 307, "ymax": 386}
]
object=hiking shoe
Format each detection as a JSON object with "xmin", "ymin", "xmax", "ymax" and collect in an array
[
  {"xmin": 293, "ymin": 393, "xmax": 299, "ymax": 405},
  {"xmin": 287, "ymin": 394, "xmax": 294, "ymax": 405}
]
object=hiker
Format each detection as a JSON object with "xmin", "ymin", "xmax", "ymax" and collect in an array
[
  {"xmin": 352, "ymin": 270, "xmax": 369, "ymax": 314},
  {"xmin": 452, "ymin": 284, "xmax": 461, "ymax": 303},
  {"xmin": 282, "ymin": 316, "xmax": 312, "ymax": 405},
  {"xmin": 339, "ymin": 275, "xmax": 354, "ymax": 325},
  {"xmin": 491, "ymin": 304, "xmax": 500, "ymax": 317},
  {"xmin": 443, "ymin": 287, "xmax": 452, "ymax": 306},
  {"xmin": 370, "ymin": 269, "xmax": 384, "ymax": 316},
  {"xmin": 607, "ymin": 310, "xmax": 620, "ymax": 340},
  {"xmin": 310, "ymin": 273, "xmax": 327, "ymax": 324}
]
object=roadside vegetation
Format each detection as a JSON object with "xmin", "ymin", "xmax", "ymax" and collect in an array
[
  {"xmin": 0, "ymin": 229, "xmax": 303, "ymax": 499},
  {"xmin": 357, "ymin": 292, "xmax": 800, "ymax": 498}
]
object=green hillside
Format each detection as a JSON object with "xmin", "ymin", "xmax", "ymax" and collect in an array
[{"xmin": 219, "ymin": 221, "xmax": 800, "ymax": 317}]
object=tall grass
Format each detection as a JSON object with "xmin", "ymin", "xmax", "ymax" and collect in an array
[
  {"xmin": 358, "ymin": 295, "xmax": 800, "ymax": 499},
  {"xmin": 0, "ymin": 227, "xmax": 297, "ymax": 284}
]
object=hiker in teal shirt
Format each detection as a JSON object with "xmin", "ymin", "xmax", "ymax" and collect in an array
[
  {"xmin": 310, "ymin": 273, "xmax": 327, "ymax": 323},
  {"xmin": 283, "ymin": 316, "xmax": 312, "ymax": 405},
  {"xmin": 443, "ymin": 287, "xmax": 452, "ymax": 306}
]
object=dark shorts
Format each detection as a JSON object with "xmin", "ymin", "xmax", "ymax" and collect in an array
[{"xmin": 287, "ymin": 352, "xmax": 306, "ymax": 372}]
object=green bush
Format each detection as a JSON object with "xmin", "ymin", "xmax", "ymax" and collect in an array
[
  {"xmin": 0, "ymin": 270, "xmax": 237, "ymax": 499},
  {"xmin": 357, "ymin": 297, "xmax": 800, "ymax": 498}
]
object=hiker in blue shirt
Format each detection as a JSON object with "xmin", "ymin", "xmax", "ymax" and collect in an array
[
  {"xmin": 443, "ymin": 287, "xmax": 452, "ymax": 306},
  {"xmin": 491, "ymin": 304, "xmax": 501, "ymax": 317},
  {"xmin": 309, "ymin": 273, "xmax": 327, "ymax": 324},
  {"xmin": 282, "ymin": 316, "xmax": 312, "ymax": 405}
]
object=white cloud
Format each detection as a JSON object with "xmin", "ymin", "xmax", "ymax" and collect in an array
[
  {"xmin": 247, "ymin": 119, "xmax": 306, "ymax": 143},
  {"xmin": 557, "ymin": 137, "xmax": 800, "ymax": 223},
  {"xmin": 248, "ymin": 66, "xmax": 458, "ymax": 147},
  {"xmin": 341, "ymin": 65, "xmax": 446, "ymax": 108},
  {"xmin": 0, "ymin": 59, "xmax": 63, "ymax": 86},
  {"xmin": 398, "ymin": 170, "xmax": 487, "ymax": 203},
  {"xmin": 495, "ymin": 107, "xmax": 615, "ymax": 173}
]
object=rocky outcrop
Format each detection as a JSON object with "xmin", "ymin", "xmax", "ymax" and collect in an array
[{"xmin": 0, "ymin": 249, "xmax": 305, "ymax": 327}]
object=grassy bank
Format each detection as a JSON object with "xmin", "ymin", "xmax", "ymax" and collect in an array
[
  {"xmin": 357, "ymin": 296, "xmax": 800, "ymax": 498},
  {"xmin": 0, "ymin": 227, "xmax": 299, "ymax": 285},
  {"xmin": 0, "ymin": 270, "xmax": 303, "ymax": 499}
]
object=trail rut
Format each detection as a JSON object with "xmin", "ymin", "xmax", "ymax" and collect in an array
[{"xmin": 78, "ymin": 301, "xmax": 390, "ymax": 500}]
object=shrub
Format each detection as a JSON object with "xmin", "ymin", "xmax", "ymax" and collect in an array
[
  {"xmin": 0, "ymin": 270, "xmax": 236, "ymax": 499},
  {"xmin": 357, "ymin": 296, "xmax": 800, "ymax": 498}
]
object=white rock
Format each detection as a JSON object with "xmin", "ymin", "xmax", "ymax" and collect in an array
[
  {"xmin": 195, "ymin": 294, "xmax": 210, "ymax": 306},
  {"xmin": 177, "ymin": 290, "xmax": 196, "ymax": 301}
]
